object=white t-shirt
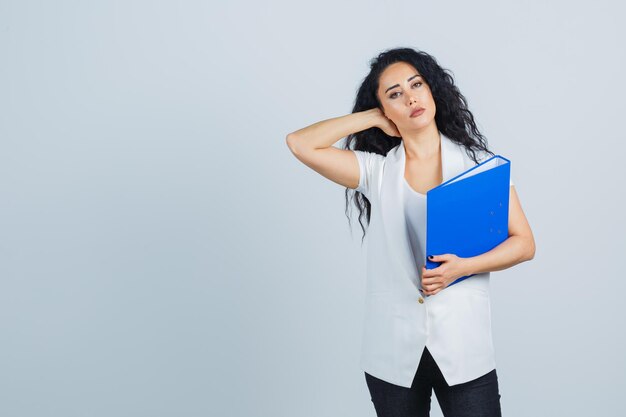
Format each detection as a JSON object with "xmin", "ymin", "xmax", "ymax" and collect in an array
[{"xmin": 402, "ymin": 179, "xmax": 428, "ymax": 276}]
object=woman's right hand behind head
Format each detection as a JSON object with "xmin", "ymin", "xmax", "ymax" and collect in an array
[{"xmin": 370, "ymin": 108, "xmax": 401, "ymax": 138}]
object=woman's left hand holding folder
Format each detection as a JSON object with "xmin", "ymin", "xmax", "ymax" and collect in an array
[{"xmin": 421, "ymin": 254, "xmax": 470, "ymax": 296}]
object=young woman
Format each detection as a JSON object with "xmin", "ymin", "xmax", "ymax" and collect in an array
[{"xmin": 286, "ymin": 47, "xmax": 535, "ymax": 417}]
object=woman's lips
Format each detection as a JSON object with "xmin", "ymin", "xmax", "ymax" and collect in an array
[{"xmin": 410, "ymin": 108, "xmax": 425, "ymax": 117}]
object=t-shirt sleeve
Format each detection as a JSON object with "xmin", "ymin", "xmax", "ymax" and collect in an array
[{"xmin": 353, "ymin": 150, "xmax": 383, "ymax": 199}]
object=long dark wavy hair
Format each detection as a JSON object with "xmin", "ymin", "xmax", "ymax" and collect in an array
[{"xmin": 344, "ymin": 47, "xmax": 495, "ymax": 244}]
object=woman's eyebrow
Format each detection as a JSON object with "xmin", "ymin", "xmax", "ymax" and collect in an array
[{"xmin": 385, "ymin": 74, "xmax": 422, "ymax": 94}]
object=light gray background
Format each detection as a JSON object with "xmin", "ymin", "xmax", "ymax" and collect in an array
[{"xmin": 1, "ymin": 1, "xmax": 624, "ymax": 416}]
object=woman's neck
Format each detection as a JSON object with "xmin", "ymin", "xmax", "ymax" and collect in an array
[{"xmin": 402, "ymin": 129, "xmax": 441, "ymax": 161}]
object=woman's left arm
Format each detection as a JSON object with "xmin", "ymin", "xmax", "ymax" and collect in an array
[{"xmin": 463, "ymin": 186, "xmax": 536, "ymax": 274}]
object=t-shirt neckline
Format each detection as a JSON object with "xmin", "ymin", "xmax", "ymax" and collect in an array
[{"xmin": 403, "ymin": 176, "xmax": 427, "ymax": 198}]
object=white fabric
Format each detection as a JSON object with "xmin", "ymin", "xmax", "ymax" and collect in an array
[
  {"xmin": 402, "ymin": 180, "xmax": 428, "ymax": 279},
  {"xmin": 352, "ymin": 133, "xmax": 514, "ymax": 388}
]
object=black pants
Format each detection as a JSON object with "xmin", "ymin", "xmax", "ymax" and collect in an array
[{"xmin": 365, "ymin": 347, "xmax": 503, "ymax": 417}]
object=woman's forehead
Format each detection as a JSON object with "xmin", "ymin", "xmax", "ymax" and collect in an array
[{"xmin": 379, "ymin": 63, "xmax": 422, "ymax": 93}]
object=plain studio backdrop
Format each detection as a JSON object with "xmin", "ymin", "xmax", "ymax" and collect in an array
[{"xmin": 1, "ymin": 1, "xmax": 624, "ymax": 416}]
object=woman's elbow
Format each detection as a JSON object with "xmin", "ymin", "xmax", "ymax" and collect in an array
[{"xmin": 525, "ymin": 237, "xmax": 536, "ymax": 261}]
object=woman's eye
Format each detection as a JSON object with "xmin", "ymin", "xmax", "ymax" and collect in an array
[{"xmin": 389, "ymin": 82, "xmax": 422, "ymax": 99}]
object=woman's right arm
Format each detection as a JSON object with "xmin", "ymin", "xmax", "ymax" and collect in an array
[{"xmin": 286, "ymin": 108, "xmax": 387, "ymax": 190}]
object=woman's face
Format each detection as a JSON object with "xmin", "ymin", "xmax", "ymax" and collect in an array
[{"xmin": 377, "ymin": 62, "xmax": 437, "ymax": 132}]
